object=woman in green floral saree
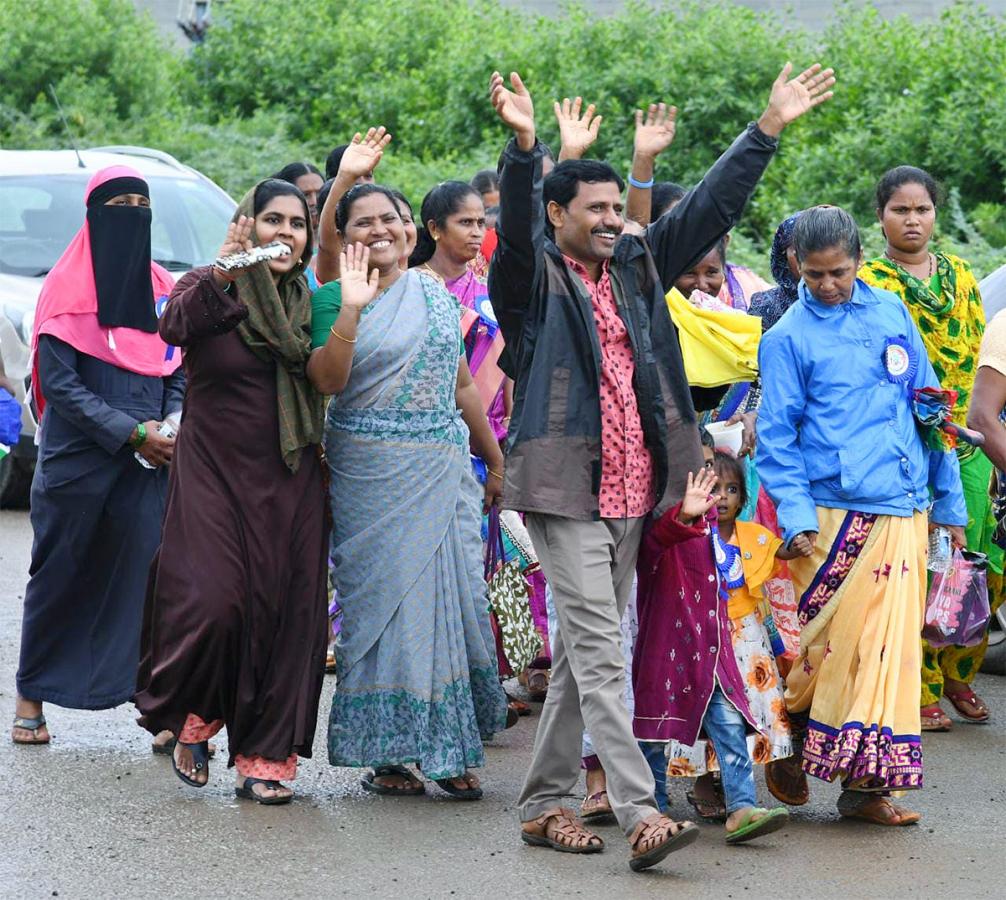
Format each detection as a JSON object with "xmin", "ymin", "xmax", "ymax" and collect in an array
[{"xmin": 860, "ymin": 165, "xmax": 1002, "ymax": 732}]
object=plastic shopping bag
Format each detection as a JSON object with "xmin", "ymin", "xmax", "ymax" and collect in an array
[{"xmin": 922, "ymin": 549, "xmax": 991, "ymax": 648}]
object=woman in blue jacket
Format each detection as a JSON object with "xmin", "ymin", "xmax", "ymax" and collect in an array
[{"xmin": 756, "ymin": 206, "xmax": 967, "ymax": 827}]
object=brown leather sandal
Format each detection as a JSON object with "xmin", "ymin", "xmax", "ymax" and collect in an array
[
  {"xmin": 686, "ymin": 772, "xmax": 727, "ymax": 821},
  {"xmin": 580, "ymin": 790, "xmax": 616, "ymax": 824},
  {"xmin": 526, "ymin": 669, "xmax": 550, "ymax": 702},
  {"xmin": 943, "ymin": 686, "xmax": 990, "ymax": 722},
  {"xmin": 920, "ymin": 703, "xmax": 953, "ymax": 731},
  {"xmin": 837, "ymin": 792, "xmax": 921, "ymax": 826},
  {"xmin": 521, "ymin": 806, "xmax": 604, "ymax": 854},
  {"xmin": 628, "ymin": 814, "xmax": 699, "ymax": 872},
  {"xmin": 765, "ymin": 755, "xmax": 810, "ymax": 806}
]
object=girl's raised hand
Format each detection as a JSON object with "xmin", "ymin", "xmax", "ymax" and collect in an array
[
  {"xmin": 339, "ymin": 242, "xmax": 380, "ymax": 311},
  {"xmin": 680, "ymin": 468, "xmax": 720, "ymax": 521},
  {"xmin": 212, "ymin": 215, "xmax": 255, "ymax": 285}
]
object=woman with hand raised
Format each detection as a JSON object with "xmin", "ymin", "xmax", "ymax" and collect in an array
[
  {"xmin": 316, "ymin": 127, "xmax": 393, "ymax": 285},
  {"xmin": 135, "ymin": 178, "xmax": 328, "ymax": 806},
  {"xmin": 308, "ymin": 184, "xmax": 507, "ymax": 800}
]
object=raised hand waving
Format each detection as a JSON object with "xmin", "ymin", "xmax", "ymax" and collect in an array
[
  {"xmin": 758, "ymin": 62, "xmax": 836, "ymax": 136},
  {"xmin": 212, "ymin": 215, "xmax": 255, "ymax": 286},
  {"xmin": 490, "ymin": 71, "xmax": 536, "ymax": 150},
  {"xmin": 555, "ymin": 96, "xmax": 602, "ymax": 161},
  {"xmin": 633, "ymin": 102, "xmax": 678, "ymax": 161},
  {"xmin": 679, "ymin": 467, "xmax": 721, "ymax": 522},
  {"xmin": 338, "ymin": 127, "xmax": 393, "ymax": 182},
  {"xmin": 339, "ymin": 242, "xmax": 380, "ymax": 312}
]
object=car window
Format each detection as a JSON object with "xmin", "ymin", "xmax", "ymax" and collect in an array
[
  {"xmin": 0, "ymin": 172, "xmax": 235, "ymax": 277},
  {"xmin": 0, "ymin": 177, "xmax": 82, "ymax": 276}
]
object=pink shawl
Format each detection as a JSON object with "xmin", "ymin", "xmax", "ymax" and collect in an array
[{"xmin": 31, "ymin": 165, "xmax": 180, "ymax": 414}]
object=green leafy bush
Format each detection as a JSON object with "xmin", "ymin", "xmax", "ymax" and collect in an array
[{"xmin": 0, "ymin": 0, "xmax": 1002, "ymax": 278}]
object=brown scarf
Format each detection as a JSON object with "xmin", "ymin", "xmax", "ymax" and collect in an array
[{"xmin": 232, "ymin": 183, "xmax": 324, "ymax": 473}]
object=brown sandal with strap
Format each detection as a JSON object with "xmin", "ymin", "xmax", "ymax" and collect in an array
[
  {"xmin": 765, "ymin": 754, "xmax": 810, "ymax": 806},
  {"xmin": 580, "ymin": 789, "xmax": 616, "ymax": 824},
  {"xmin": 920, "ymin": 703, "xmax": 953, "ymax": 731},
  {"xmin": 943, "ymin": 686, "xmax": 990, "ymax": 722},
  {"xmin": 628, "ymin": 814, "xmax": 699, "ymax": 872},
  {"xmin": 521, "ymin": 806, "xmax": 605, "ymax": 854},
  {"xmin": 837, "ymin": 792, "xmax": 921, "ymax": 826},
  {"xmin": 526, "ymin": 669, "xmax": 550, "ymax": 702},
  {"xmin": 686, "ymin": 772, "xmax": 727, "ymax": 821}
]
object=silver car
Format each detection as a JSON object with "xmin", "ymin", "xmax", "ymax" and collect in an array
[{"xmin": 0, "ymin": 146, "xmax": 236, "ymax": 506}]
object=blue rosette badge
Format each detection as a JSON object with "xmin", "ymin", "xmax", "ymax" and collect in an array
[{"xmin": 883, "ymin": 335, "xmax": 917, "ymax": 385}]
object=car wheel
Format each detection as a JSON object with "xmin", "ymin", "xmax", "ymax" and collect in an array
[
  {"xmin": 980, "ymin": 606, "xmax": 1006, "ymax": 676},
  {"xmin": 0, "ymin": 452, "xmax": 33, "ymax": 509}
]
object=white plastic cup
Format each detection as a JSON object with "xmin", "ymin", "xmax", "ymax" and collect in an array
[{"xmin": 705, "ymin": 420, "xmax": 744, "ymax": 455}]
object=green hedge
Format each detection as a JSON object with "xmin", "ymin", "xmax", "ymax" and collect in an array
[{"xmin": 1, "ymin": 0, "xmax": 1003, "ymax": 277}]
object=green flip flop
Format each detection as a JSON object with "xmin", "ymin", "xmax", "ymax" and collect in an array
[{"xmin": 725, "ymin": 806, "xmax": 789, "ymax": 844}]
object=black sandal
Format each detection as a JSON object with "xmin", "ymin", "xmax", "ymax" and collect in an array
[
  {"xmin": 235, "ymin": 777, "xmax": 293, "ymax": 806},
  {"xmin": 171, "ymin": 740, "xmax": 210, "ymax": 788},
  {"xmin": 153, "ymin": 736, "xmax": 216, "ymax": 759},
  {"xmin": 11, "ymin": 715, "xmax": 49, "ymax": 745},
  {"xmin": 434, "ymin": 774, "xmax": 483, "ymax": 801},
  {"xmin": 361, "ymin": 765, "xmax": 425, "ymax": 796}
]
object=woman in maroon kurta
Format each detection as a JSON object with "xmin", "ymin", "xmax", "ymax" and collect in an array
[{"xmin": 136, "ymin": 179, "xmax": 328, "ymax": 805}]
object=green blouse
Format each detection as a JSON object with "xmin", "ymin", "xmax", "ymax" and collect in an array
[
  {"xmin": 310, "ymin": 278, "xmax": 465, "ymax": 355},
  {"xmin": 311, "ymin": 280, "xmax": 345, "ymax": 349}
]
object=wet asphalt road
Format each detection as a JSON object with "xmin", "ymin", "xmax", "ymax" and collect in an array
[{"xmin": 0, "ymin": 508, "xmax": 1003, "ymax": 899}]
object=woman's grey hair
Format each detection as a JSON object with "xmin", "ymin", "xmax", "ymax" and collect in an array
[{"xmin": 792, "ymin": 205, "xmax": 861, "ymax": 263}]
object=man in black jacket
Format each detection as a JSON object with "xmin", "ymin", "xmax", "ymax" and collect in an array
[{"xmin": 488, "ymin": 63, "xmax": 834, "ymax": 870}]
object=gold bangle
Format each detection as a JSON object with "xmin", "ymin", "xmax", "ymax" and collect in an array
[
  {"xmin": 330, "ymin": 325, "xmax": 357, "ymax": 344},
  {"xmin": 487, "ymin": 467, "xmax": 504, "ymax": 479}
]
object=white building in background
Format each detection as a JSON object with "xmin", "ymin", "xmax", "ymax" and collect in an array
[{"xmin": 134, "ymin": 0, "xmax": 1005, "ymax": 44}]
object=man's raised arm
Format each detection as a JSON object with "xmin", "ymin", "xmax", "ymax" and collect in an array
[
  {"xmin": 487, "ymin": 71, "xmax": 546, "ymax": 368},
  {"xmin": 647, "ymin": 61, "xmax": 836, "ymax": 291}
]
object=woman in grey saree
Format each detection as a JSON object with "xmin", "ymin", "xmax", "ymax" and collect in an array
[{"xmin": 308, "ymin": 183, "xmax": 508, "ymax": 799}]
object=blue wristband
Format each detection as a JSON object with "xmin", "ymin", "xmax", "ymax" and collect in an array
[{"xmin": 628, "ymin": 174, "xmax": 654, "ymax": 189}]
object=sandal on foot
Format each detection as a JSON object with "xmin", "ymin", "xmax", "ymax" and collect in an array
[
  {"xmin": 526, "ymin": 669, "xmax": 550, "ymax": 702},
  {"xmin": 837, "ymin": 792, "xmax": 920, "ymax": 826},
  {"xmin": 686, "ymin": 774, "xmax": 727, "ymax": 821},
  {"xmin": 362, "ymin": 765, "xmax": 425, "ymax": 796},
  {"xmin": 765, "ymin": 755, "xmax": 810, "ymax": 806},
  {"xmin": 725, "ymin": 807, "xmax": 789, "ymax": 844},
  {"xmin": 580, "ymin": 790, "xmax": 616, "ymax": 825},
  {"xmin": 11, "ymin": 715, "xmax": 49, "ymax": 745},
  {"xmin": 521, "ymin": 806, "xmax": 604, "ymax": 854},
  {"xmin": 920, "ymin": 703, "xmax": 953, "ymax": 732},
  {"xmin": 628, "ymin": 814, "xmax": 699, "ymax": 872},
  {"xmin": 235, "ymin": 777, "xmax": 293, "ymax": 806},
  {"xmin": 171, "ymin": 740, "xmax": 210, "ymax": 788},
  {"xmin": 325, "ymin": 650, "xmax": 337, "ymax": 674},
  {"xmin": 434, "ymin": 773, "xmax": 483, "ymax": 801},
  {"xmin": 152, "ymin": 735, "xmax": 216, "ymax": 758},
  {"xmin": 506, "ymin": 693, "xmax": 532, "ymax": 717},
  {"xmin": 943, "ymin": 686, "xmax": 989, "ymax": 722}
]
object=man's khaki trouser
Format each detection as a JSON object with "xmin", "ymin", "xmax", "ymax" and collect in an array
[{"xmin": 518, "ymin": 514, "xmax": 657, "ymax": 837}]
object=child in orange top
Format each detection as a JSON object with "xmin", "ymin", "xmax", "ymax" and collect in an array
[{"xmin": 669, "ymin": 451, "xmax": 812, "ymax": 820}]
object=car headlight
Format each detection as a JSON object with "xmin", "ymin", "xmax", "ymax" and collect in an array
[{"xmin": 2, "ymin": 305, "xmax": 34, "ymax": 344}]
